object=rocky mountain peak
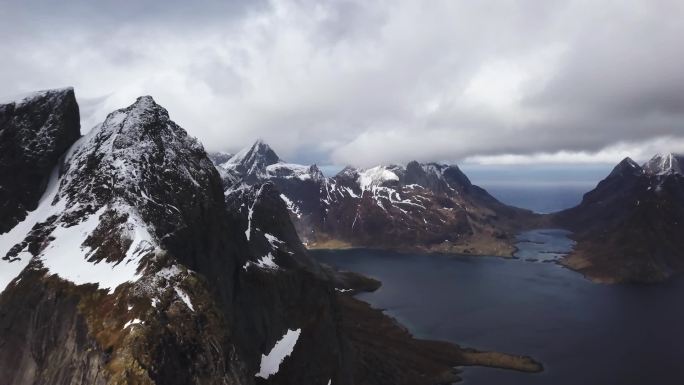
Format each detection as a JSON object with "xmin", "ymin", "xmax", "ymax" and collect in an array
[
  {"xmin": 357, "ymin": 165, "xmax": 401, "ymax": 190},
  {"xmin": 308, "ymin": 164, "xmax": 325, "ymax": 180},
  {"xmin": 336, "ymin": 165, "xmax": 359, "ymax": 179},
  {"xmin": 222, "ymin": 139, "xmax": 281, "ymax": 175},
  {"xmin": 608, "ymin": 157, "xmax": 643, "ymax": 178},
  {"xmin": 61, "ymin": 95, "xmax": 211, "ymax": 212},
  {"xmin": 643, "ymin": 153, "xmax": 684, "ymax": 176},
  {"xmin": 405, "ymin": 160, "xmax": 426, "ymax": 178},
  {"xmin": 0, "ymin": 94, "xmax": 235, "ymax": 295},
  {"xmin": 426, "ymin": 163, "xmax": 472, "ymax": 190}
]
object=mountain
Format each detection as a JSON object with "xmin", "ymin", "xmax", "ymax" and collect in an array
[
  {"xmin": 1, "ymin": 94, "xmax": 252, "ymax": 384},
  {"xmin": 0, "ymin": 89, "xmax": 541, "ymax": 384},
  {"xmin": 0, "ymin": 88, "xmax": 80, "ymax": 234},
  {"xmin": 216, "ymin": 141, "xmax": 536, "ymax": 256},
  {"xmin": 208, "ymin": 151, "xmax": 234, "ymax": 166},
  {"xmin": 554, "ymin": 153, "xmax": 684, "ymax": 283}
]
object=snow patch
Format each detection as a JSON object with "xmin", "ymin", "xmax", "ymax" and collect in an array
[
  {"xmin": 256, "ymin": 328, "xmax": 302, "ymax": 379},
  {"xmin": 644, "ymin": 153, "xmax": 684, "ymax": 175},
  {"xmin": 174, "ymin": 287, "xmax": 195, "ymax": 311},
  {"xmin": 279, "ymin": 194, "xmax": 302, "ymax": 218},
  {"xmin": 264, "ymin": 233, "xmax": 284, "ymax": 249},
  {"xmin": 358, "ymin": 166, "xmax": 399, "ymax": 191},
  {"xmin": 0, "ymin": 165, "xmax": 64, "ymax": 293},
  {"xmin": 40, "ymin": 207, "xmax": 148, "ymax": 294},
  {"xmin": 343, "ymin": 187, "xmax": 359, "ymax": 198},
  {"xmin": 265, "ymin": 163, "xmax": 318, "ymax": 181},
  {"xmin": 243, "ymin": 253, "xmax": 279, "ymax": 270},
  {"xmin": 124, "ymin": 318, "xmax": 142, "ymax": 329}
]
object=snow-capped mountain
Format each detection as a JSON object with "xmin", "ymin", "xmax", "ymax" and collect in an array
[
  {"xmin": 643, "ymin": 153, "xmax": 684, "ymax": 176},
  {"xmin": 218, "ymin": 140, "xmax": 324, "ymax": 186},
  {"xmin": 0, "ymin": 89, "xmax": 539, "ymax": 385},
  {"xmin": 554, "ymin": 153, "xmax": 684, "ymax": 283},
  {"xmin": 216, "ymin": 141, "xmax": 535, "ymax": 256},
  {"xmin": 0, "ymin": 93, "xmax": 254, "ymax": 384},
  {"xmin": 208, "ymin": 151, "xmax": 234, "ymax": 166}
]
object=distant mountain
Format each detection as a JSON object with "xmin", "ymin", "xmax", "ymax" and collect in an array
[
  {"xmin": 216, "ymin": 140, "xmax": 536, "ymax": 256},
  {"xmin": 0, "ymin": 89, "xmax": 540, "ymax": 384},
  {"xmin": 554, "ymin": 153, "xmax": 684, "ymax": 283},
  {"xmin": 207, "ymin": 151, "xmax": 234, "ymax": 166}
]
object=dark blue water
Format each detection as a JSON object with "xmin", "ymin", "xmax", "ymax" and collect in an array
[
  {"xmin": 312, "ymin": 234, "xmax": 684, "ymax": 385},
  {"xmin": 514, "ymin": 229, "xmax": 575, "ymax": 261}
]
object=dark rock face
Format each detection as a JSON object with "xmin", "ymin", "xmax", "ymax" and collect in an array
[
  {"xmin": 0, "ymin": 268, "xmax": 108, "ymax": 385},
  {"xmin": 226, "ymin": 183, "xmax": 321, "ymax": 273},
  {"xmin": 217, "ymin": 142, "xmax": 535, "ymax": 256},
  {"xmin": 225, "ymin": 182, "xmax": 351, "ymax": 384},
  {"xmin": 0, "ymin": 88, "xmax": 80, "ymax": 233},
  {"xmin": 554, "ymin": 154, "xmax": 684, "ymax": 283}
]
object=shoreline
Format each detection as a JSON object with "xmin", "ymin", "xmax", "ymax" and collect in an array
[
  {"xmin": 335, "ymin": 264, "xmax": 544, "ymax": 383},
  {"xmin": 337, "ymin": 294, "xmax": 543, "ymax": 384}
]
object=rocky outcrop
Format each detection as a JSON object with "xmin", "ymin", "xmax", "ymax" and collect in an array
[
  {"xmin": 0, "ymin": 88, "xmax": 80, "ymax": 234},
  {"xmin": 554, "ymin": 154, "xmax": 684, "ymax": 283},
  {"xmin": 0, "ymin": 268, "xmax": 108, "ymax": 385}
]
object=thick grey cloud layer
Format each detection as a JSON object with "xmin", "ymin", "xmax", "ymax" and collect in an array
[{"xmin": 2, "ymin": 0, "xmax": 683, "ymax": 166}]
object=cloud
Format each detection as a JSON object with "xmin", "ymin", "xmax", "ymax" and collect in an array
[
  {"xmin": 1, "ymin": 0, "xmax": 683, "ymax": 167},
  {"xmin": 464, "ymin": 136, "xmax": 684, "ymax": 165}
]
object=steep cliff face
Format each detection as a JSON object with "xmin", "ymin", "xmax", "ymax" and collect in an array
[
  {"xmin": 554, "ymin": 154, "xmax": 684, "ymax": 283},
  {"xmin": 0, "ymin": 268, "xmax": 108, "ymax": 385},
  {"xmin": 0, "ymin": 88, "xmax": 81, "ymax": 234},
  {"xmin": 0, "ymin": 94, "xmax": 250, "ymax": 385},
  {"xmin": 217, "ymin": 142, "xmax": 535, "ymax": 256},
  {"xmin": 226, "ymin": 183, "xmax": 352, "ymax": 385}
]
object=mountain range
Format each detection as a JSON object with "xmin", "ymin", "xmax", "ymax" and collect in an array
[
  {"xmin": 0, "ymin": 88, "xmax": 541, "ymax": 385},
  {"xmin": 212, "ymin": 140, "xmax": 536, "ymax": 257},
  {"xmin": 214, "ymin": 140, "xmax": 684, "ymax": 285}
]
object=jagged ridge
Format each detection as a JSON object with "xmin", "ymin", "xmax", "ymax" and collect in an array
[{"xmin": 215, "ymin": 140, "xmax": 535, "ymax": 256}]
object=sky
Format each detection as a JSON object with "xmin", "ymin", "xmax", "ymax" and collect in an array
[{"xmin": 2, "ymin": 0, "xmax": 684, "ymax": 170}]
